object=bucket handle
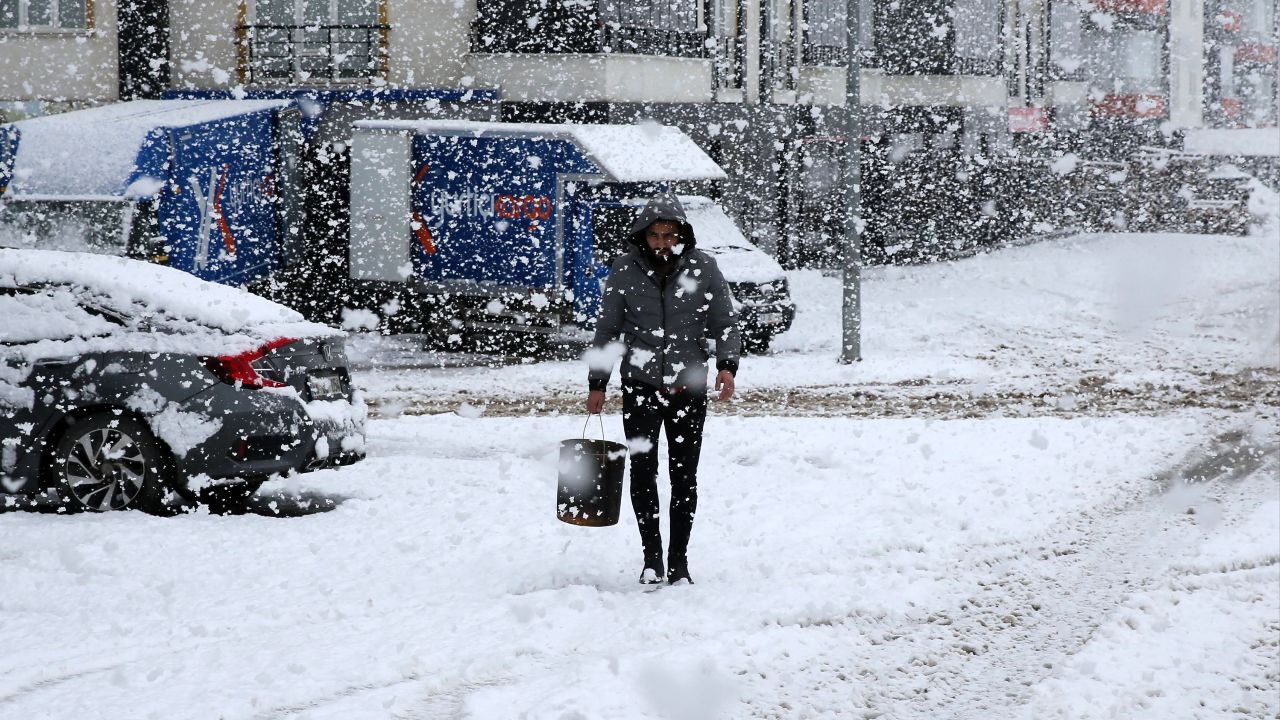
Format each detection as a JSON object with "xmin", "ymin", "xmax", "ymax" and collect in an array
[{"xmin": 581, "ymin": 413, "xmax": 607, "ymax": 442}]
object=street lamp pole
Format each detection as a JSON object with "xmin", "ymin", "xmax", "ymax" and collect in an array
[{"xmin": 840, "ymin": 0, "xmax": 863, "ymax": 363}]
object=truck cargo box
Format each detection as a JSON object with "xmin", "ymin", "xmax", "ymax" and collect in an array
[
  {"xmin": 348, "ymin": 119, "xmax": 726, "ymax": 336},
  {"xmin": 0, "ymin": 99, "xmax": 303, "ymax": 287}
]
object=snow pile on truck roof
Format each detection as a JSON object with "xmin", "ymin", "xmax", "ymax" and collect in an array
[
  {"xmin": 2, "ymin": 99, "xmax": 291, "ymax": 199},
  {"xmin": 355, "ymin": 119, "xmax": 727, "ymax": 182}
]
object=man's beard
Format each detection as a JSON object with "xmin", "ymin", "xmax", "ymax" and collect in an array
[{"xmin": 645, "ymin": 246, "xmax": 677, "ymax": 268}]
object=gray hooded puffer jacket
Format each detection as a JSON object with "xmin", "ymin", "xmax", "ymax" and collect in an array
[{"xmin": 588, "ymin": 193, "xmax": 741, "ymax": 393}]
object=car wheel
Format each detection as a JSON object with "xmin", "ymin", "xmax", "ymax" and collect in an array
[{"xmin": 53, "ymin": 413, "xmax": 169, "ymax": 514}]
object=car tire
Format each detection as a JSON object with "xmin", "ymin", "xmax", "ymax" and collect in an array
[{"xmin": 52, "ymin": 413, "xmax": 171, "ymax": 514}]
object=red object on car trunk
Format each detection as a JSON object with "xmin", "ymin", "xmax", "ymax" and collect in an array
[{"xmin": 205, "ymin": 338, "xmax": 295, "ymax": 389}]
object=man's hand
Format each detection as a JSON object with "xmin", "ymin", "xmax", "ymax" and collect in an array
[
  {"xmin": 586, "ymin": 390, "xmax": 605, "ymax": 414},
  {"xmin": 714, "ymin": 371, "xmax": 735, "ymax": 402}
]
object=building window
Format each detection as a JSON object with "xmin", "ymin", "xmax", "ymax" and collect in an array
[
  {"xmin": 599, "ymin": 0, "xmax": 706, "ymax": 56},
  {"xmin": 240, "ymin": 0, "xmax": 386, "ymax": 84},
  {"xmin": 1091, "ymin": 28, "xmax": 1161, "ymax": 95},
  {"xmin": 471, "ymin": 0, "xmax": 707, "ymax": 57},
  {"xmin": 802, "ymin": 0, "xmax": 851, "ymax": 65},
  {"xmin": 1087, "ymin": 23, "xmax": 1167, "ymax": 119},
  {"xmin": 0, "ymin": 0, "xmax": 90, "ymax": 30},
  {"xmin": 951, "ymin": 0, "xmax": 1001, "ymax": 73},
  {"xmin": 801, "ymin": 0, "xmax": 876, "ymax": 66},
  {"xmin": 601, "ymin": 0, "xmax": 697, "ymax": 32},
  {"xmin": 1217, "ymin": 0, "xmax": 1273, "ymax": 33},
  {"xmin": 874, "ymin": 0, "xmax": 1000, "ymax": 75}
]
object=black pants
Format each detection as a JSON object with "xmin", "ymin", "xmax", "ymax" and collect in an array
[{"xmin": 621, "ymin": 380, "xmax": 708, "ymax": 564}]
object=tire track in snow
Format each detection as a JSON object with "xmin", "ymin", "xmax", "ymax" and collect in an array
[
  {"xmin": 737, "ymin": 430, "xmax": 1278, "ymax": 718},
  {"xmin": 246, "ymin": 429, "xmax": 1278, "ymax": 720}
]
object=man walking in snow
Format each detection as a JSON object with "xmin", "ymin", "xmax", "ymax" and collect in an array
[{"xmin": 585, "ymin": 192, "xmax": 741, "ymax": 585}]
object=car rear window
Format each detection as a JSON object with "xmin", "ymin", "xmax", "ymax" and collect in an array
[{"xmin": 0, "ymin": 286, "xmax": 122, "ymax": 344}]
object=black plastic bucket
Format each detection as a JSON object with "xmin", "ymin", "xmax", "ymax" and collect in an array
[{"xmin": 557, "ymin": 417, "xmax": 627, "ymax": 526}]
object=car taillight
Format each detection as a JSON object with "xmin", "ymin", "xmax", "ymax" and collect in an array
[{"xmin": 205, "ymin": 338, "xmax": 294, "ymax": 389}]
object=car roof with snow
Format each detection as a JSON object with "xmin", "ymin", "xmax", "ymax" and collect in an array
[{"xmin": 0, "ymin": 249, "xmax": 338, "ymax": 357}]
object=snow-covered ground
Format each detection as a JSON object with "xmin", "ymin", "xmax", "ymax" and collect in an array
[
  {"xmin": 1, "ymin": 413, "xmax": 1274, "ymax": 719},
  {"xmin": 1, "ymin": 229, "xmax": 1277, "ymax": 719}
]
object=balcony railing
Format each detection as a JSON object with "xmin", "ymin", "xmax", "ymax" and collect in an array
[
  {"xmin": 709, "ymin": 34, "xmax": 746, "ymax": 91},
  {"xmin": 470, "ymin": 0, "xmax": 707, "ymax": 58},
  {"xmin": 599, "ymin": 23, "xmax": 708, "ymax": 57},
  {"xmin": 803, "ymin": 44, "xmax": 848, "ymax": 66},
  {"xmin": 236, "ymin": 24, "xmax": 389, "ymax": 85}
]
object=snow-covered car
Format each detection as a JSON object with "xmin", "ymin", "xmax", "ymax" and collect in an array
[
  {"xmin": 597, "ymin": 196, "xmax": 796, "ymax": 353},
  {"xmin": 679, "ymin": 197, "xmax": 796, "ymax": 353},
  {"xmin": 0, "ymin": 249, "xmax": 366, "ymax": 513}
]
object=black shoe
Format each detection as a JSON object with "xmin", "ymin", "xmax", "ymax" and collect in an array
[
  {"xmin": 667, "ymin": 557, "xmax": 693, "ymax": 585},
  {"xmin": 640, "ymin": 552, "xmax": 665, "ymax": 585}
]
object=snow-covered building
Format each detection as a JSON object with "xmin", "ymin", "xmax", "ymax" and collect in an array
[
  {"xmin": 2, "ymin": 0, "xmax": 1275, "ymax": 268},
  {"xmin": 0, "ymin": 0, "xmax": 117, "ymax": 111},
  {"xmin": 0, "ymin": 0, "xmax": 172, "ymax": 113}
]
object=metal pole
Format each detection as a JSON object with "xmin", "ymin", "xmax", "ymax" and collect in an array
[{"xmin": 840, "ymin": 0, "xmax": 863, "ymax": 363}]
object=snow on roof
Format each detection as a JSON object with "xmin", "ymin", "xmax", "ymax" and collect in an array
[
  {"xmin": 3, "ymin": 99, "xmax": 291, "ymax": 198},
  {"xmin": 1183, "ymin": 128, "xmax": 1280, "ymax": 157},
  {"xmin": 355, "ymin": 119, "xmax": 727, "ymax": 182},
  {"xmin": 0, "ymin": 249, "xmax": 339, "ymax": 355}
]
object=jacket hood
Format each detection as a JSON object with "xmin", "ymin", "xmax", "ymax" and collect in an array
[{"xmin": 627, "ymin": 193, "xmax": 697, "ymax": 252}]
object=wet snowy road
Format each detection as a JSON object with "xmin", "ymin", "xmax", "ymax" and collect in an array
[
  {"xmin": 358, "ymin": 365, "xmax": 1280, "ymax": 421},
  {"xmin": 1, "ymin": 412, "xmax": 1274, "ymax": 719}
]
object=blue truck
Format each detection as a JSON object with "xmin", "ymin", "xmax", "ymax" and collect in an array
[
  {"xmin": 346, "ymin": 120, "xmax": 794, "ymax": 350},
  {"xmin": 0, "ymin": 99, "xmax": 303, "ymax": 287}
]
